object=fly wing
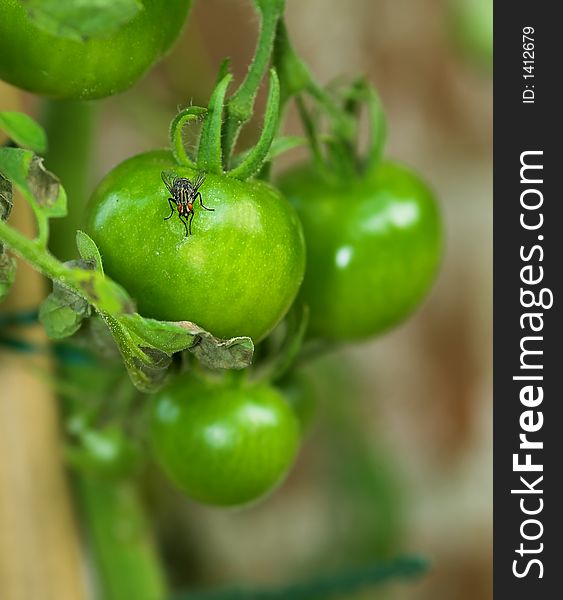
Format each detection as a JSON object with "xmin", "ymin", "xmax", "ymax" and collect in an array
[
  {"xmin": 161, "ymin": 170, "xmax": 177, "ymax": 194},
  {"xmin": 193, "ymin": 172, "xmax": 206, "ymax": 192}
]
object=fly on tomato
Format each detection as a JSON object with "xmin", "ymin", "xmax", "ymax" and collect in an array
[{"xmin": 161, "ymin": 170, "xmax": 214, "ymax": 236}]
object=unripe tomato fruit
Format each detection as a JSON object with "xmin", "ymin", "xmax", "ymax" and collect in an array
[
  {"xmin": 278, "ymin": 161, "xmax": 442, "ymax": 341},
  {"xmin": 0, "ymin": 0, "xmax": 192, "ymax": 100},
  {"xmin": 149, "ymin": 375, "xmax": 300, "ymax": 506},
  {"xmin": 85, "ymin": 150, "xmax": 305, "ymax": 341},
  {"xmin": 67, "ymin": 426, "xmax": 140, "ymax": 479}
]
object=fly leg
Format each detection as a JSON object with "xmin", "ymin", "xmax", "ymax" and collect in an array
[
  {"xmin": 165, "ymin": 198, "xmax": 176, "ymax": 220},
  {"xmin": 195, "ymin": 192, "xmax": 214, "ymax": 211},
  {"xmin": 178, "ymin": 213, "xmax": 190, "ymax": 236}
]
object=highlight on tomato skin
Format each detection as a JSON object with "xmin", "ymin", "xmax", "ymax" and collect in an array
[
  {"xmin": 148, "ymin": 375, "xmax": 301, "ymax": 507},
  {"xmin": 278, "ymin": 160, "xmax": 443, "ymax": 341},
  {"xmin": 0, "ymin": 0, "xmax": 193, "ymax": 100},
  {"xmin": 84, "ymin": 150, "xmax": 306, "ymax": 342}
]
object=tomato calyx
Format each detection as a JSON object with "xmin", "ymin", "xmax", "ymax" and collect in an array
[
  {"xmin": 167, "ymin": 0, "xmax": 287, "ymax": 182},
  {"xmin": 272, "ymin": 20, "xmax": 388, "ymax": 184},
  {"xmin": 169, "ymin": 71, "xmax": 280, "ymax": 183}
]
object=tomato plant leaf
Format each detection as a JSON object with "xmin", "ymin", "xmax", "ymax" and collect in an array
[
  {"xmin": 0, "ymin": 111, "xmax": 47, "ymax": 154},
  {"xmin": 101, "ymin": 313, "xmax": 174, "ymax": 393},
  {"xmin": 170, "ymin": 556, "xmax": 428, "ymax": 600},
  {"xmin": 76, "ymin": 229, "xmax": 104, "ymax": 273},
  {"xmin": 100, "ymin": 314, "xmax": 254, "ymax": 392},
  {"xmin": 0, "ymin": 174, "xmax": 15, "ymax": 302},
  {"xmin": 176, "ymin": 321, "xmax": 254, "ymax": 370},
  {"xmin": 79, "ymin": 315, "xmax": 120, "ymax": 361},
  {"xmin": 0, "ymin": 251, "xmax": 16, "ymax": 304},
  {"xmin": 0, "ymin": 147, "xmax": 67, "ymax": 219},
  {"xmin": 0, "ymin": 174, "xmax": 12, "ymax": 221},
  {"xmin": 116, "ymin": 314, "xmax": 198, "ymax": 356},
  {"xmin": 39, "ymin": 260, "xmax": 92, "ymax": 339},
  {"xmin": 21, "ymin": 0, "xmax": 143, "ymax": 42}
]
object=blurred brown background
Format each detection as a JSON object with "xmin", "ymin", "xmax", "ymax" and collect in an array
[{"xmin": 1, "ymin": 0, "xmax": 492, "ymax": 598}]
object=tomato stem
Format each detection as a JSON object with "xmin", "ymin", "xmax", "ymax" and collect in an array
[
  {"xmin": 273, "ymin": 19, "xmax": 387, "ymax": 181},
  {"xmin": 0, "ymin": 219, "xmax": 132, "ymax": 316},
  {"xmin": 273, "ymin": 20, "xmax": 311, "ymax": 106},
  {"xmin": 0, "ymin": 216, "xmax": 68, "ymax": 279},
  {"xmin": 222, "ymin": 0, "xmax": 285, "ymax": 163},
  {"xmin": 295, "ymin": 95, "xmax": 328, "ymax": 178},
  {"xmin": 273, "ymin": 18, "xmax": 354, "ymax": 137},
  {"xmin": 196, "ymin": 73, "xmax": 232, "ymax": 174},
  {"xmin": 43, "ymin": 99, "xmax": 97, "ymax": 260},
  {"xmin": 227, "ymin": 69, "xmax": 280, "ymax": 181},
  {"xmin": 76, "ymin": 477, "xmax": 167, "ymax": 600},
  {"xmin": 362, "ymin": 84, "xmax": 387, "ymax": 174}
]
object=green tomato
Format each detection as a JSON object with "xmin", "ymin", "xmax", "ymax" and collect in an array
[
  {"xmin": 149, "ymin": 375, "xmax": 300, "ymax": 506},
  {"xmin": 85, "ymin": 150, "xmax": 305, "ymax": 341},
  {"xmin": 0, "ymin": 0, "xmax": 192, "ymax": 99},
  {"xmin": 278, "ymin": 161, "xmax": 442, "ymax": 341},
  {"xmin": 66, "ymin": 426, "xmax": 140, "ymax": 479}
]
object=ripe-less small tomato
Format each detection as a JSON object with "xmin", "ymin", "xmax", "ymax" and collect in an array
[
  {"xmin": 85, "ymin": 151, "xmax": 305, "ymax": 341},
  {"xmin": 0, "ymin": 0, "xmax": 192, "ymax": 100},
  {"xmin": 149, "ymin": 375, "xmax": 300, "ymax": 506},
  {"xmin": 278, "ymin": 161, "xmax": 442, "ymax": 341},
  {"xmin": 67, "ymin": 426, "xmax": 140, "ymax": 479}
]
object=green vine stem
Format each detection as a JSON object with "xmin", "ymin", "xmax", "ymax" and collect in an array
[
  {"xmin": 362, "ymin": 84, "xmax": 387, "ymax": 174},
  {"xmin": 273, "ymin": 19, "xmax": 386, "ymax": 180},
  {"xmin": 76, "ymin": 476, "xmax": 167, "ymax": 600},
  {"xmin": 197, "ymin": 73, "xmax": 232, "ymax": 173},
  {"xmin": 272, "ymin": 20, "xmax": 311, "ymax": 106},
  {"xmin": 273, "ymin": 18, "xmax": 353, "ymax": 134},
  {"xmin": 0, "ymin": 220, "xmax": 130, "ymax": 315},
  {"xmin": 43, "ymin": 99, "xmax": 97, "ymax": 260},
  {"xmin": 228, "ymin": 69, "xmax": 280, "ymax": 180},
  {"xmin": 0, "ymin": 217, "xmax": 73, "ymax": 276},
  {"xmin": 294, "ymin": 95, "xmax": 328, "ymax": 178},
  {"xmin": 222, "ymin": 0, "xmax": 286, "ymax": 163}
]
